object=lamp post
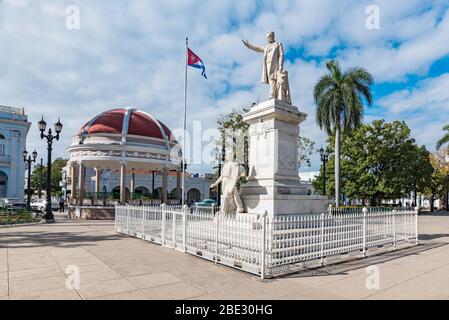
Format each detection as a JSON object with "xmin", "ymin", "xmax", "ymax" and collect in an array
[
  {"xmin": 38, "ymin": 116, "xmax": 63, "ymax": 223},
  {"xmin": 23, "ymin": 150, "xmax": 37, "ymax": 211},
  {"xmin": 38, "ymin": 158, "xmax": 43, "ymax": 199},
  {"xmin": 319, "ymin": 147, "xmax": 329, "ymax": 195}
]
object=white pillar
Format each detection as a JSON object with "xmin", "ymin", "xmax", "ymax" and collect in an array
[
  {"xmin": 120, "ymin": 161, "xmax": 127, "ymax": 204},
  {"xmin": 162, "ymin": 167, "xmax": 168, "ymax": 204},
  {"xmin": 176, "ymin": 169, "xmax": 181, "ymax": 202},
  {"xmin": 70, "ymin": 163, "xmax": 77, "ymax": 203},
  {"xmin": 78, "ymin": 162, "xmax": 85, "ymax": 205},
  {"xmin": 95, "ymin": 168, "xmax": 101, "ymax": 197},
  {"xmin": 130, "ymin": 171, "xmax": 136, "ymax": 199}
]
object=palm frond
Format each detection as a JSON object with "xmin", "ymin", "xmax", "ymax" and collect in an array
[{"xmin": 436, "ymin": 134, "xmax": 449, "ymax": 150}]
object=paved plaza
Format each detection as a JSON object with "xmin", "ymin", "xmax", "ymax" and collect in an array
[{"xmin": 1, "ymin": 213, "xmax": 449, "ymax": 300}]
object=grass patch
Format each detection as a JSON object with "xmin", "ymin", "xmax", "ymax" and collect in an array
[{"xmin": 0, "ymin": 210, "xmax": 42, "ymax": 226}]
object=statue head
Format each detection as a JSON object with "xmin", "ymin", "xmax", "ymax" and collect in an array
[{"xmin": 266, "ymin": 31, "xmax": 275, "ymax": 43}]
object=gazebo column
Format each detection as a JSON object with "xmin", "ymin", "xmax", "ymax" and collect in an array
[
  {"xmin": 162, "ymin": 167, "xmax": 168, "ymax": 204},
  {"xmin": 78, "ymin": 162, "xmax": 85, "ymax": 206},
  {"xmin": 70, "ymin": 163, "xmax": 77, "ymax": 204},
  {"xmin": 130, "ymin": 171, "xmax": 136, "ymax": 199},
  {"xmin": 176, "ymin": 169, "xmax": 181, "ymax": 203},
  {"xmin": 95, "ymin": 168, "xmax": 101, "ymax": 198},
  {"xmin": 120, "ymin": 161, "xmax": 127, "ymax": 204}
]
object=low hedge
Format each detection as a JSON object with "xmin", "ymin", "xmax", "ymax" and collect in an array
[{"xmin": 0, "ymin": 210, "xmax": 41, "ymax": 226}]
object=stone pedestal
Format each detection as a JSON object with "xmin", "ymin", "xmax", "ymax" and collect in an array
[{"xmin": 240, "ymin": 99, "xmax": 330, "ymax": 216}]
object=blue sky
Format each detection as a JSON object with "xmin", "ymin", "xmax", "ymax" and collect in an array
[{"xmin": 0, "ymin": 0, "xmax": 449, "ymax": 174}]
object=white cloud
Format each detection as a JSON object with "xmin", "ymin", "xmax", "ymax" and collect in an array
[{"xmin": 379, "ymin": 73, "xmax": 449, "ymax": 114}]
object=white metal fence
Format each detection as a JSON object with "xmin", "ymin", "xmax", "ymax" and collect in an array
[{"xmin": 115, "ymin": 205, "xmax": 418, "ymax": 279}]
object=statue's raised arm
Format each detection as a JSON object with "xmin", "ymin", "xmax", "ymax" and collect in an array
[{"xmin": 242, "ymin": 39, "xmax": 264, "ymax": 53}]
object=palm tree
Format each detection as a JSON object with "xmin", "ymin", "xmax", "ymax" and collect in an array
[
  {"xmin": 314, "ymin": 60, "xmax": 373, "ymax": 207},
  {"xmin": 436, "ymin": 125, "xmax": 449, "ymax": 150}
]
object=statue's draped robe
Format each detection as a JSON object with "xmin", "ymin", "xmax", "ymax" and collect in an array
[
  {"xmin": 221, "ymin": 161, "xmax": 242, "ymax": 214},
  {"xmin": 262, "ymin": 41, "xmax": 283, "ymax": 84}
]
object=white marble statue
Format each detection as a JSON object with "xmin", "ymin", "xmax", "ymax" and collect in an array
[
  {"xmin": 210, "ymin": 149, "xmax": 245, "ymax": 214},
  {"xmin": 243, "ymin": 31, "xmax": 292, "ymax": 104}
]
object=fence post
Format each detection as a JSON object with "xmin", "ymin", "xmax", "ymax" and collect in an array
[
  {"xmin": 183, "ymin": 204, "xmax": 188, "ymax": 252},
  {"xmin": 261, "ymin": 210, "xmax": 268, "ymax": 281},
  {"xmin": 141, "ymin": 206, "xmax": 145, "ymax": 239},
  {"xmin": 215, "ymin": 213, "xmax": 219, "ymax": 264},
  {"xmin": 161, "ymin": 203, "xmax": 166, "ymax": 245},
  {"xmin": 362, "ymin": 207, "xmax": 368, "ymax": 257},
  {"xmin": 415, "ymin": 206, "xmax": 419, "ymax": 245},
  {"xmin": 392, "ymin": 209, "xmax": 397, "ymax": 249},
  {"xmin": 126, "ymin": 204, "xmax": 130, "ymax": 235},
  {"xmin": 320, "ymin": 212, "xmax": 325, "ymax": 266},
  {"xmin": 114, "ymin": 203, "xmax": 118, "ymax": 232},
  {"xmin": 211, "ymin": 204, "xmax": 215, "ymax": 216},
  {"xmin": 172, "ymin": 209, "xmax": 176, "ymax": 248}
]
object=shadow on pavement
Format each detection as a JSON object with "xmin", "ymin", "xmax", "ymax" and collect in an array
[
  {"xmin": 0, "ymin": 230, "xmax": 123, "ymax": 249},
  {"xmin": 419, "ymin": 234, "xmax": 449, "ymax": 241},
  {"xmin": 282, "ymin": 242, "xmax": 447, "ymax": 279}
]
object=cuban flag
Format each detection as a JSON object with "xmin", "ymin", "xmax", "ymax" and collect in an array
[{"xmin": 187, "ymin": 48, "xmax": 207, "ymax": 79}]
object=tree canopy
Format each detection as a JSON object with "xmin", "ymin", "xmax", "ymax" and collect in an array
[
  {"xmin": 31, "ymin": 158, "xmax": 68, "ymax": 194},
  {"xmin": 313, "ymin": 120, "xmax": 433, "ymax": 206}
]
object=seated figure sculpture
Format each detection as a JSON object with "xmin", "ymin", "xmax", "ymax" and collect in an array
[{"xmin": 210, "ymin": 149, "xmax": 245, "ymax": 214}]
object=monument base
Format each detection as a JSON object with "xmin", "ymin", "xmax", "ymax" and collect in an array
[
  {"xmin": 241, "ymin": 194, "xmax": 331, "ymax": 216},
  {"xmin": 239, "ymin": 98, "xmax": 331, "ymax": 216}
]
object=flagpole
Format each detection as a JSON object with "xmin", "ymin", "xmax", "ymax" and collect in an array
[{"xmin": 181, "ymin": 37, "xmax": 188, "ymax": 206}]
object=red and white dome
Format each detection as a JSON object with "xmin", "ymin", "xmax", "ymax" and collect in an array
[
  {"xmin": 79, "ymin": 108, "xmax": 176, "ymax": 143},
  {"xmin": 69, "ymin": 107, "xmax": 181, "ymax": 171}
]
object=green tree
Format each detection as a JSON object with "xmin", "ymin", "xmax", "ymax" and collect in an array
[
  {"xmin": 51, "ymin": 158, "xmax": 68, "ymax": 193},
  {"xmin": 436, "ymin": 125, "xmax": 449, "ymax": 151},
  {"xmin": 424, "ymin": 152, "xmax": 449, "ymax": 212},
  {"xmin": 30, "ymin": 158, "xmax": 68, "ymax": 194},
  {"xmin": 217, "ymin": 107, "xmax": 250, "ymax": 175},
  {"xmin": 313, "ymin": 120, "xmax": 433, "ymax": 206},
  {"xmin": 30, "ymin": 163, "xmax": 47, "ymax": 194},
  {"xmin": 314, "ymin": 60, "xmax": 373, "ymax": 207},
  {"xmin": 298, "ymin": 136, "xmax": 315, "ymax": 169}
]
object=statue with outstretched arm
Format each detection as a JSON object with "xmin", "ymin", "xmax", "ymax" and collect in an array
[{"xmin": 242, "ymin": 31, "xmax": 286, "ymax": 101}]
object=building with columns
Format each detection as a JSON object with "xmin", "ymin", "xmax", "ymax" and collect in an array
[
  {"xmin": 63, "ymin": 166, "xmax": 211, "ymax": 204},
  {"xmin": 66, "ymin": 108, "xmax": 211, "ymax": 219},
  {"xmin": 0, "ymin": 106, "xmax": 31, "ymax": 198}
]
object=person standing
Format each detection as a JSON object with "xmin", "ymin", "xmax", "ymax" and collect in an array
[{"xmin": 59, "ymin": 195, "xmax": 65, "ymax": 213}]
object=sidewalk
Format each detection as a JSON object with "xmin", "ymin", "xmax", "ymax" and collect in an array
[{"xmin": 1, "ymin": 212, "xmax": 448, "ymax": 300}]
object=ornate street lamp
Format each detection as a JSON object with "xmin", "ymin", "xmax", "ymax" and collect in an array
[
  {"xmin": 23, "ymin": 150, "xmax": 37, "ymax": 211},
  {"xmin": 39, "ymin": 117, "xmax": 63, "ymax": 223},
  {"xmin": 319, "ymin": 147, "xmax": 329, "ymax": 196}
]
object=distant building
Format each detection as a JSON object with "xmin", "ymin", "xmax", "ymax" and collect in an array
[{"xmin": 0, "ymin": 106, "xmax": 31, "ymax": 198}]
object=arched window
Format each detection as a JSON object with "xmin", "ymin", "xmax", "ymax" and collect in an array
[
  {"xmin": 0, "ymin": 134, "xmax": 5, "ymax": 156},
  {"xmin": 0, "ymin": 171, "xmax": 7, "ymax": 198}
]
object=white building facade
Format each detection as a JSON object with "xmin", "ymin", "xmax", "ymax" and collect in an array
[{"xmin": 0, "ymin": 106, "xmax": 31, "ymax": 198}]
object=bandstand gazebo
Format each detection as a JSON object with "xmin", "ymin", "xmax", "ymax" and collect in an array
[{"xmin": 67, "ymin": 107, "xmax": 182, "ymax": 219}]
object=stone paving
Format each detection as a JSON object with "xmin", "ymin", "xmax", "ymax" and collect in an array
[{"xmin": 1, "ymin": 212, "xmax": 449, "ymax": 300}]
